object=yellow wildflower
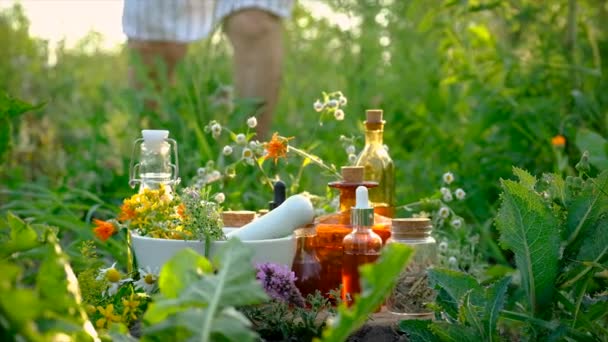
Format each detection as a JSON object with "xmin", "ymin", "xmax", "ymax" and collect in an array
[
  {"xmin": 121, "ymin": 292, "xmax": 142, "ymax": 321},
  {"xmin": 95, "ymin": 304, "xmax": 122, "ymax": 329}
]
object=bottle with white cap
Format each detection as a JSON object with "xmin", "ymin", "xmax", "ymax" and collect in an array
[
  {"xmin": 341, "ymin": 186, "xmax": 383, "ymax": 306},
  {"xmin": 128, "ymin": 130, "xmax": 181, "ymax": 194}
]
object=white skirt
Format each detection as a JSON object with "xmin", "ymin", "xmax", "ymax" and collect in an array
[{"xmin": 123, "ymin": 0, "xmax": 294, "ymax": 42}]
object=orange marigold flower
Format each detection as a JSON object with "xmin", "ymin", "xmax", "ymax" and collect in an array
[
  {"xmin": 93, "ymin": 219, "xmax": 117, "ymax": 242},
  {"xmin": 264, "ymin": 132, "xmax": 293, "ymax": 164},
  {"xmin": 177, "ymin": 203, "xmax": 186, "ymax": 219},
  {"xmin": 552, "ymin": 134, "xmax": 566, "ymax": 148},
  {"xmin": 119, "ymin": 203, "xmax": 136, "ymax": 222}
]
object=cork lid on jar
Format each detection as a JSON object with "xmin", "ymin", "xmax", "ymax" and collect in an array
[
  {"xmin": 365, "ymin": 109, "xmax": 385, "ymax": 130},
  {"xmin": 222, "ymin": 210, "xmax": 257, "ymax": 228},
  {"xmin": 329, "ymin": 166, "xmax": 378, "ymax": 188},
  {"xmin": 391, "ymin": 218, "xmax": 432, "ymax": 238}
]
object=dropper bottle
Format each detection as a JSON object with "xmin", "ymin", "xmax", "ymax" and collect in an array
[{"xmin": 341, "ymin": 186, "xmax": 383, "ymax": 306}]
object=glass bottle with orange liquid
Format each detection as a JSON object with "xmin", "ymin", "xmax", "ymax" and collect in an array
[
  {"xmin": 313, "ymin": 166, "xmax": 391, "ymax": 297},
  {"xmin": 291, "ymin": 225, "xmax": 322, "ymax": 298},
  {"xmin": 342, "ymin": 186, "xmax": 382, "ymax": 305},
  {"xmin": 355, "ymin": 109, "xmax": 395, "ymax": 218}
]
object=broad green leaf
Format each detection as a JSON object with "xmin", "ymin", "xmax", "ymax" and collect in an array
[
  {"xmin": 158, "ymin": 248, "xmax": 213, "ymax": 299},
  {"xmin": 496, "ymin": 179, "xmax": 559, "ymax": 314},
  {"xmin": 0, "ymin": 288, "xmax": 41, "ymax": 325},
  {"xmin": 483, "ymin": 277, "xmax": 510, "ymax": 341},
  {"xmin": 399, "ymin": 319, "xmax": 441, "ymax": 342},
  {"xmin": 0, "ymin": 92, "xmax": 44, "ymax": 118},
  {"xmin": 547, "ymin": 173, "xmax": 567, "ymax": 206},
  {"xmin": 513, "ymin": 167, "xmax": 536, "ymax": 190},
  {"xmin": 428, "ymin": 268, "xmax": 484, "ymax": 306},
  {"xmin": 564, "ymin": 171, "xmax": 608, "ymax": 256},
  {"xmin": 1, "ymin": 212, "xmax": 40, "ymax": 257},
  {"xmin": 458, "ymin": 292, "xmax": 484, "ymax": 338},
  {"xmin": 429, "ymin": 321, "xmax": 479, "ymax": 342},
  {"xmin": 576, "ymin": 129, "xmax": 608, "ymax": 170},
  {"xmin": 144, "ymin": 239, "xmax": 267, "ymax": 342},
  {"xmin": 318, "ymin": 243, "xmax": 413, "ymax": 342}
]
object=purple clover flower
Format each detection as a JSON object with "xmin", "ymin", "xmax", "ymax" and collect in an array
[{"xmin": 255, "ymin": 262, "xmax": 305, "ymax": 307}]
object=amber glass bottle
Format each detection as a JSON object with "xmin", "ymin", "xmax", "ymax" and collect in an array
[
  {"xmin": 341, "ymin": 186, "xmax": 383, "ymax": 306},
  {"xmin": 314, "ymin": 166, "xmax": 391, "ymax": 297},
  {"xmin": 291, "ymin": 225, "xmax": 322, "ymax": 298},
  {"xmin": 355, "ymin": 109, "xmax": 396, "ymax": 218}
]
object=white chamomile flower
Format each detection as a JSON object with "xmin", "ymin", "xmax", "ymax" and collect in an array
[
  {"xmin": 348, "ymin": 154, "xmax": 357, "ymax": 164},
  {"xmin": 339, "ymin": 96, "xmax": 347, "ymax": 106},
  {"xmin": 327, "ymin": 99, "xmax": 338, "ymax": 109},
  {"xmin": 334, "ymin": 109, "xmax": 345, "ymax": 121},
  {"xmin": 313, "ymin": 100, "xmax": 324, "ymax": 112},
  {"xmin": 214, "ymin": 192, "xmax": 225, "ymax": 204},
  {"xmin": 451, "ymin": 218, "xmax": 462, "ymax": 229},
  {"xmin": 134, "ymin": 266, "xmax": 159, "ymax": 294},
  {"xmin": 211, "ymin": 123, "xmax": 222, "ymax": 138},
  {"xmin": 448, "ymin": 256, "xmax": 458, "ymax": 267},
  {"xmin": 242, "ymin": 148, "xmax": 253, "ymax": 159},
  {"xmin": 249, "ymin": 140, "xmax": 259, "ymax": 150},
  {"xmin": 440, "ymin": 187, "xmax": 450, "ymax": 196},
  {"xmin": 346, "ymin": 145, "xmax": 356, "ymax": 155},
  {"xmin": 246, "ymin": 116, "xmax": 257, "ymax": 128},
  {"xmin": 197, "ymin": 167, "xmax": 206, "ymax": 177},
  {"xmin": 236, "ymin": 133, "xmax": 247, "ymax": 145},
  {"xmin": 97, "ymin": 263, "xmax": 132, "ymax": 297},
  {"xmin": 439, "ymin": 241, "xmax": 448, "ymax": 253},
  {"xmin": 455, "ymin": 188, "xmax": 466, "ymax": 200},
  {"xmin": 438, "ymin": 206, "xmax": 450, "ymax": 218},
  {"xmin": 222, "ymin": 145, "xmax": 233, "ymax": 156},
  {"xmin": 443, "ymin": 172, "xmax": 454, "ymax": 184},
  {"xmin": 443, "ymin": 192, "xmax": 453, "ymax": 202},
  {"xmin": 245, "ymin": 157, "xmax": 255, "ymax": 165}
]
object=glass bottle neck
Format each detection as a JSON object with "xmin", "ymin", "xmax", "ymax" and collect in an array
[{"xmin": 364, "ymin": 129, "xmax": 384, "ymax": 145}]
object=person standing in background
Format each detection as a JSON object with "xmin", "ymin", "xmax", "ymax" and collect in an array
[{"xmin": 122, "ymin": 0, "xmax": 294, "ymax": 139}]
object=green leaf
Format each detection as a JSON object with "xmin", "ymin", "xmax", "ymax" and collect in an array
[
  {"xmin": 428, "ymin": 268, "xmax": 484, "ymax": 306},
  {"xmin": 0, "ymin": 92, "xmax": 44, "ymax": 118},
  {"xmin": 158, "ymin": 248, "xmax": 213, "ymax": 299},
  {"xmin": 512, "ymin": 167, "xmax": 536, "ymax": 190},
  {"xmin": 564, "ymin": 171, "xmax": 608, "ymax": 256},
  {"xmin": 318, "ymin": 243, "xmax": 413, "ymax": 342},
  {"xmin": 398, "ymin": 319, "xmax": 441, "ymax": 342},
  {"xmin": 1, "ymin": 213, "xmax": 40, "ymax": 257},
  {"xmin": 458, "ymin": 292, "xmax": 484, "ymax": 337},
  {"xmin": 429, "ymin": 321, "xmax": 479, "ymax": 342},
  {"xmin": 576, "ymin": 129, "xmax": 608, "ymax": 170},
  {"xmin": 144, "ymin": 239, "xmax": 267, "ymax": 342},
  {"xmin": 496, "ymin": 179, "xmax": 559, "ymax": 314},
  {"xmin": 483, "ymin": 277, "xmax": 510, "ymax": 341},
  {"xmin": 0, "ymin": 117, "xmax": 10, "ymax": 162}
]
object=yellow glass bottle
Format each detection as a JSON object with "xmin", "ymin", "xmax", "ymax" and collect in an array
[{"xmin": 355, "ymin": 109, "xmax": 396, "ymax": 218}]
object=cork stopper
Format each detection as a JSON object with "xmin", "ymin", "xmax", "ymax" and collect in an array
[
  {"xmin": 342, "ymin": 166, "xmax": 364, "ymax": 183},
  {"xmin": 222, "ymin": 210, "xmax": 257, "ymax": 228},
  {"xmin": 391, "ymin": 218, "xmax": 432, "ymax": 238},
  {"xmin": 365, "ymin": 109, "xmax": 384, "ymax": 123}
]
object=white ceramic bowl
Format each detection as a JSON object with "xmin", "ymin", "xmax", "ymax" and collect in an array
[{"xmin": 131, "ymin": 228, "xmax": 296, "ymax": 271}]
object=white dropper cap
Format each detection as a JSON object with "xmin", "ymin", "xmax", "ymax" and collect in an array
[
  {"xmin": 142, "ymin": 130, "xmax": 169, "ymax": 151},
  {"xmin": 351, "ymin": 186, "xmax": 374, "ymax": 226}
]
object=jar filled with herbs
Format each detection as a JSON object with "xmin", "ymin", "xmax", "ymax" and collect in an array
[{"xmin": 385, "ymin": 218, "xmax": 436, "ymax": 316}]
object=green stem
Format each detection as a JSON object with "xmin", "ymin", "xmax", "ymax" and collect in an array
[
  {"xmin": 255, "ymin": 159, "xmax": 275, "ymax": 191},
  {"xmin": 204, "ymin": 236, "xmax": 211, "ymax": 259},
  {"xmin": 287, "ymin": 146, "xmax": 341, "ymax": 179}
]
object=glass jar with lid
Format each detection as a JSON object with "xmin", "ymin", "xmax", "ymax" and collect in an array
[{"xmin": 385, "ymin": 218, "xmax": 436, "ymax": 317}]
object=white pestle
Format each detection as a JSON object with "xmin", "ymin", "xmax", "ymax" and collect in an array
[{"xmin": 225, "ymin": 194, "xmax": 314, "ymax": 240}]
